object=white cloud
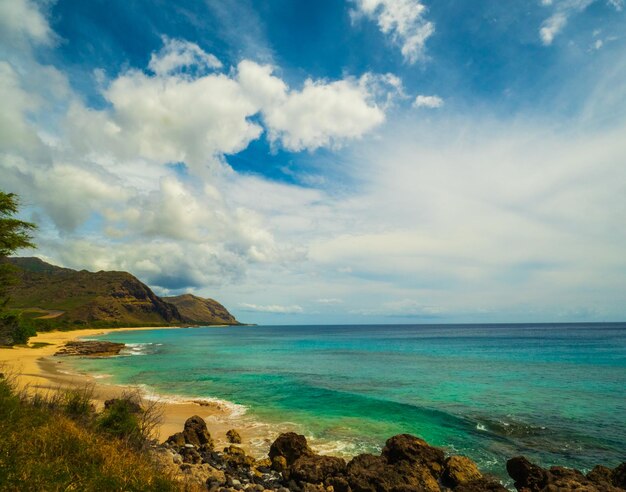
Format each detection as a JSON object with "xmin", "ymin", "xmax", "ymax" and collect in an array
[
  {"xmin": 351, "ymin": 0, "xmax": 435, "ymax": 63},
  {"xmin": 239, "ymin": 303, "xmax": 304, "ymax": 314},
  {"xmin": 237, "ymin": 61, "xmax": 394, "ymax": 151},
  {"xmin": 148, "ymin": 37, "xmax": 222, "ymax": 75},
  {"xmin": 537, "ymin": 0, "xmax": 623, "ymax": 45},
  {"xmin": 413, "ymin": 94, "xmax": 444, "ymax": 108},
  {"xmin": 0, "ymin": 0, "xmax": 53, "ymax": 46},
  {"xmin": 540, "ymin": 12, "xmax": 568, "ymax": 45}
]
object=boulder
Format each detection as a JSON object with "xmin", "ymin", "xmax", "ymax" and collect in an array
[
  {"xmin": 226, "ymin": 428, "xmax": 242, "ymax": 444},
  {"xmin": 506, "ymin": 457, "xmax": 625, "ymax": 492},
  {"xmin": 272, "ymin": 455, "xmax": 288, "ymax": 473},
  {"xmin": 269, "ymin": 432, "xmax": 313, "ymax": 466},
  {"xmin": 586, "ymin": 465, "xmax": 614, "ymax": 487},
  {"xmin": 345, "ymin": 453, "xmax": 439, "ymax": 492},
  {"xmin": 165, "ymin": 431, "xmax": 186, "ymax": 448},
  {"xmin": 442, "ymin": 455, "xmax": 482, "ymax": 487},
  {"xmin": 289, "ymin": 454, "xmax": 346, "ymax": 484},
  {"xmin": 455, "ymin": 478, "xmax": 508, "ymax": 491},
  {"xmin": 223, "ymin": 445, "xmax": 255, "ymax": 468},
  {"xmin": 613, "ymin": 463, "xmax": 626, "ymax": 489},
  {"xmin": 182, "ymin": 415, "xmax": 213, "ymax": 449},
  {"xmin": 507, "ymin": 456, "xmax": 548, "ymax": 491},
  {"xmin": 381, "ymin": 433, "xmax": 445, "ymax": 477}
]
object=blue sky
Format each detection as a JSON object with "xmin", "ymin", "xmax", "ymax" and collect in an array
[{"xmin": 1, "ymin": 0, "xmax": 625, "ymax": 324}]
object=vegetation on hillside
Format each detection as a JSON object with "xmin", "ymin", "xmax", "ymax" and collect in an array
[{"xmin": 0, "ymin": 374, "xmax": 189, "ymax": 491}]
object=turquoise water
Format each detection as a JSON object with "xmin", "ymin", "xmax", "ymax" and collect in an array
[{"xmin": 70, "ymin": 323, "xmax": 626, "ymax": 479}]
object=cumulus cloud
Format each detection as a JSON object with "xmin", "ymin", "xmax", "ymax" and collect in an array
[
  {"xmin": 237, "ymin": 61, "xmax": 396, "ymax": 151},
  {"xmin": 0, "ymin": 23, "xmax": 395, "ymax": 298},
  {"xmin": 148, "ymin": 37, "xmax": 222, "ymax": 75},
  {"xmin": 239, "ymin": 303, "xmax": 304, "ymax": 314},
  {"xmin": 413, "ymin": 94, "xmax": 444, "ymax": 108},
  {"xmin": 351, "ymin": 0, "xmax": 435, "ymax": 63}
]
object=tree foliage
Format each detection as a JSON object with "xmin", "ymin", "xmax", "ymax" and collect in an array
[{"xmin": 0, "ymin": 191, "xmax": 36, "ymax": 344}]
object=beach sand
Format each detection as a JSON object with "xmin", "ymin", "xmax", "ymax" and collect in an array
[{"xmin": 0, "ymin": 327, "xmax": 274, "ymax": 456}]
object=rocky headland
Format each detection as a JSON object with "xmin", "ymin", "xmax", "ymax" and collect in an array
[{"xmin": 154, "ymin": 415, "xmax": 626, "ymax": 492}]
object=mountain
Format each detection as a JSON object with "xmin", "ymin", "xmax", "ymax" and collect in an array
[
  {"xmin": 4, "ymin": 257, "xmax": 238, "ymax": 328},
  {"xmin": 162, "ymin": 294, "xmax": 238, "ymax": 325}
]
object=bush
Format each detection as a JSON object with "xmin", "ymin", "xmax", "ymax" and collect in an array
[{"xmin": 0, "ymin": 313, "xmax": 37, "ymax": 345}]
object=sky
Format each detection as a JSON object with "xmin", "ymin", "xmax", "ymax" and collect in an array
[{"xmin": 1, "ymin": 0, "xmax": 625, "ymax": 325}]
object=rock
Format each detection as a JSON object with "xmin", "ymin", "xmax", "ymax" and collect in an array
[
  {"xmin": 54, "ymin": 340, "xmax": 126, "ymax": 357},
  {"xmin": 223, "ymin": 445, "xmax": 255, "ymax": 468},
  {"xmin": 269, "ymin": 432, "xmax": 313, "ymax": 466},
  {"xmin": 289, "ymin": 454, "xmax": 346, "ymax": 485},
  {"xmin": 227, "ymin": 429, "xmax": 242, "ymax": 444},
  {"xmin": 587, "ymin": 465, "xmax": 613, "ymax": 487},
  {"xmin": 507, "ymin": 456, "xmax": 548, "ymax": 491},
  {"xmin": 172, "ymin": 453, "xmax": 183, "ymax": 465},
  {"xmin": 272, "ymin": 455, "xmax": 288, "ymax": 474},
  {"xmin": 381, "ymin": 433, "xmax": 445, "ymax": 477},
  {"xmin": 183, "ymin": 415, "xmax": 214, "ymax": 449},
  {"xmin": 180, "ymin": 462, "xmax": 226, "ymax": 487},
  {"xmin": 613, "ymin": 463, "xmax": 626, "ymax": 489},
  {"xmin": 442, "ymin": 455, "xmax": 482, "ymax": 487},
  {"xmin": 506, "ymin": 457, "xmax": 624, "ymax": 492},
  {"xmin": 166, "ymin": 431, "xmax": 186, "ymax": 448},
  {"xmin": 454, "ymin": 478, "xmax": 508, "ymax": 491},
  {"xmin": 326, "ymin": 476, "xmax": 351, "ymax": 492},
  {"xmin": 346, "ymin": 453, "xmax": 439, "ymax": 492}
]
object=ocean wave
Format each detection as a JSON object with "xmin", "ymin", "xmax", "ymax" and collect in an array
[
  {"xmin": 119, "ymin": 343, "xmax": 160, "ymax": 357},
  {"xmin": 138, "ymin": 386, "xmax": 247, "ymax": 418}
]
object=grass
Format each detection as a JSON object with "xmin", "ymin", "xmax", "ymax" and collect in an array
[{"xmin": 0, "ymin": 375, "xmax": 190, "ymax": 491}]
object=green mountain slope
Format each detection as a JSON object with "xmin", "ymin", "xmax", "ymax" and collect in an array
[
  {"xmin": 4, "ymin": 257, "xmax": 238, "ymax": 328},
  {"xmin": 162, "ymin": 293, "xmax": 238, "ymax": 325}
]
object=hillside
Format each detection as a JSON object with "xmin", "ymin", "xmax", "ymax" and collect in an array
[
  {"xmin": 163, "ymin": 294, "xmax": 238, "ymax": 325},
  {"xmin": 4, "ymin": 257, "xmax": 238, "ymax": 328}
]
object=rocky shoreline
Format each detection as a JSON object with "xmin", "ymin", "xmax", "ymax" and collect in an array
[
  {"xmin": 54, "ymin": 340, "xmax": 126, "ymax": 357},
  {"xmin": 153, "ymin": 415, "xmax": 626, "ymax": 492}
]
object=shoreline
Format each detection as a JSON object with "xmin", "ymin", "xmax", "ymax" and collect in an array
[{"xmin": 0, "ymin": 326, "xmax": 276, "ymax": 455}]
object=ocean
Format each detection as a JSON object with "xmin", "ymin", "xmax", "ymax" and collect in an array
[{"xmin": 67, "ymin": 323, "xmax": 626, "ymax": 481}]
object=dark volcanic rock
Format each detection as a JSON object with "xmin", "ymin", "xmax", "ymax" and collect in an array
[
  {"xmin": 346, "ymin": 452, "xmax": 439, "ymax": 492},
  {"xmin": 442, "ymin": 455, "xmax": 483, "ymax": 487},
  {"xmin": 288, "ymin": 454, "xmax": 346, "ymax": 484},
  {"xmin": 614, "ymin": 463, "xmax": 626, "ymax": 489},
  {"xmin": 507, "ymin": 456, "xmax": 626, "ymax": 492},
  {"xmin": 269, "ymin": 432, "xmax": 313, "ymax": 466},
  {"xmin": 226, "ymin": 428, "xmax": 242, "ymax": 444},
  {"xmin": 54, "ymin": 340, "xmax": 125, "ymax": 357},
  {"xmin": 182, "ymin": 415, "xmax": 214, "ymax": 449},
  {"xmin": 454, "ymin": 478, "xmax": 508, "ymax": 491},
  {"xmin": 382, "ymin": 433, "xmax": 446, "ymax": 477},
  {"xmin": 507, "ymin": 456, "xmax": 548, "ymax": 491}
]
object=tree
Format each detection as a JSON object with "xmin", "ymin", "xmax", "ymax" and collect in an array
[{"xmin": 0, "ymin": 191, "xmax": 36, "ymax": 345}]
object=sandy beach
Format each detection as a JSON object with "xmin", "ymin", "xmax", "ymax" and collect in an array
[{"xmin": 0, "ymin": 327, "xmax": 271, "ymax": 456}]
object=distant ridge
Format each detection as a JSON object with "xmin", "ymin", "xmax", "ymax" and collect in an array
[{"xmin": 4, "ymin": 257, "xmax": 239, "ymax": 328}]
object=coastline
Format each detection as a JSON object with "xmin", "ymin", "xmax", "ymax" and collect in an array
[{"xmin": 0, "ymin": 327, "xmax": 272, "ymax": 455}]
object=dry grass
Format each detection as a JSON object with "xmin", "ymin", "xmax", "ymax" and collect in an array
[{"xmin": 0, "ymin": 373, "xmax": 192, "ymax": 491}]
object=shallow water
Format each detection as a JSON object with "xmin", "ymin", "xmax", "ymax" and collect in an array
[{"xmin": 69, "ymin": 323, "xmax": 626, "ymax": 479}]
